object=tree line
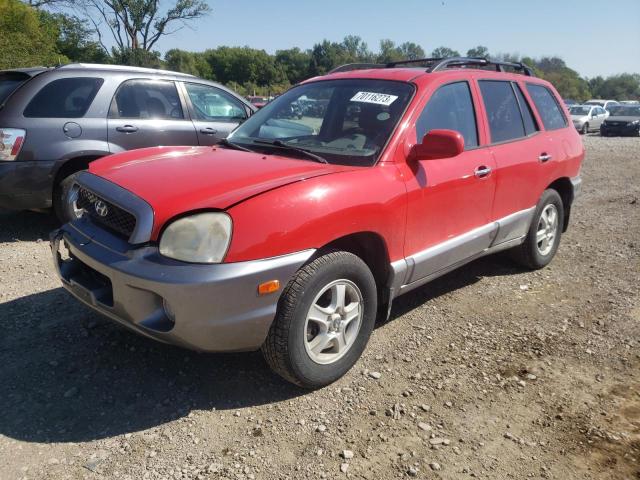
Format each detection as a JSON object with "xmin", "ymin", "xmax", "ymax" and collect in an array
[{"xmin": 2, "ymin": 0, "xmax": 639, "ymax": 101}]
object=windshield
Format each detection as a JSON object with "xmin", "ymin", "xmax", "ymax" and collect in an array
[
  {"xmin": 228, "ymin": 79, "xmax": 415, "ymax": 166},
  {"xmin": 608, "ymin": 106, "xmax": 640, "ymax": 117},
  {"xmin": 570, "ymin": 106, "xmax": 591, "ymax": 116},
  {"xmin": 0, "ymin": 72, "xmax": 30, "ymax": 105}
]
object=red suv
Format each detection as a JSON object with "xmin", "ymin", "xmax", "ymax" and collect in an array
[{"xmin": 51, "ymin": 58, "xmax": 584, "ymax": 388}]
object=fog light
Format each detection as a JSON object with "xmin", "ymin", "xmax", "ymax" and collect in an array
[{"xmin": 163, "ymin": 298, "xmax": 176, "ymax": 322}]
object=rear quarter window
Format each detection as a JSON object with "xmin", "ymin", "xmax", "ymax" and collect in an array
[
  {"xmin": 526, "ymin": 84, "xmax": 567, "ymax": 131},
  {"xmin": 23, "ymin": 77, "xmax": 104, "ymax": 118},
  {"xmin": 0, "ymin": 72, "xmax": 30, "ymax": 105}
]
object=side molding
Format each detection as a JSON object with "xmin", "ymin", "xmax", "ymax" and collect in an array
[{"xmin": 385, "ymin": 207, "xmax": 536, "ymax": 304}]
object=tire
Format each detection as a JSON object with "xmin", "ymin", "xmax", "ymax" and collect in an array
[
  {"xmin": 262, "ymin": 251, "xmax": 377, "ymax": 388},
  {"xmin": 52, "ymin": 171, "xmax": 83, "ymax": 224},
  {"xmin": 511, "ymin": 189, "xmax": 564, "ymax": 270},
  {"xmin": 581, "ymin": 123, "xmax": 589, "ymax": 135}
]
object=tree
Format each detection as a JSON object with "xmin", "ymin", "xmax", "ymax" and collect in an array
[
  {"xmin": 377, "ymin": 39, "xmax": 403, "ymax": 63},
  {"xmin": 0, "ymin": 0, "xmax": 64, "ymax": 68},
  {"xmin": 164, "ymin": 49, "xmax": 210, "ymax": 77},
  {"xmin": 40, "ymin": 12, "xmax": 110, "ymax": 63},
  {"xmin": 83, "ymin": 0, "xmax": 210, "ymax": 63},
  {"xmin": 398, "ymin": 42, "xmax": 425, "ymax": 60},
  {"xmin": 275, "ymin": 48, "xmax": 312, "ymax": 84},
  {"xmin": 431, "ymin": 46, "xmax": 461, "ymax": 58},
  {"xmin": 590, "ymin": 74, "xmax": 640, "ymax": 100},
  {"xmin": 466, "ymin": 45, "xmax": 489, "ymax": 58}
]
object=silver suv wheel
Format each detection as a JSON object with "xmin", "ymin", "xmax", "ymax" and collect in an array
[
  {"xmin": 303, "ymin": 279, "xmax": 363, "ymax": 365},
  {"xmin": 536, "ymin": 203, "xmax": 559, "ymax": 256}
]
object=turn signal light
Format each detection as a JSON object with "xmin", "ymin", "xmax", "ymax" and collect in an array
[{"xmin": 258, "ymin": 280, "xmax": 280, "ymax": 295}]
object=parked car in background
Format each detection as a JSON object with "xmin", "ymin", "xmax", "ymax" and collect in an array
[
  {"xmin": 619, "ymin": 100, "xmax": 639, "ymax": 105},
  {"xmin": 52, "ymin": 57, "xmax": 583, "ymax": 388},
  {"xmin": 0, "ymin": 63, "xmax": 255, "ymax": 221},
  {"xmin": 247, "ymin": 96, "xmax": 270, "ymax": 108},
  {"xmin": 585, "ymin": 99, "xmax": 620, "ymax": 112},
  {"xmin": 569, "ymin": 104, "xmax": 608, "ymax": 134},
  {"xmin": 600, "ymin": 104, "xmax": 640, "ymax": 136}
]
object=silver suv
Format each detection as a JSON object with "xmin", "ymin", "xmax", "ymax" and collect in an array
[{"xmin": 0, "ymin": 63, "xmax": 255, "ymax": 220}]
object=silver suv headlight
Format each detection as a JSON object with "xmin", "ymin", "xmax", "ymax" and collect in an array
[{"xmin": 159, "ymin": 212, "xmax": 232, "ymax": 263}]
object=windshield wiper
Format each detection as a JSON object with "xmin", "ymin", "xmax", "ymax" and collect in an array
[
  {"xmin": 217, "ymin": 138, "xmax": 254, "ymax": 152},
  {"xmin": 252, "ymin": 139, "xmax": 328, "ymax": 164}
]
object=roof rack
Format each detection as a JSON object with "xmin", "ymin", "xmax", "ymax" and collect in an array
[
  {"xmin": 328, "ymin": 57, "xmax": 535, "ymax": 77},
  {"xmin": 57, "ymin": 63, "xmax": 196, "ymax": 77},
  {"xmin": 427, "ymin": 57, "xmax": 534, "ymax": 76}
]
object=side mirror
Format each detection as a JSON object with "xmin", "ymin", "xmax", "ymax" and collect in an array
[{"xmin": 409, "ymin": 129, "xmax": 465, "ymax": 161}]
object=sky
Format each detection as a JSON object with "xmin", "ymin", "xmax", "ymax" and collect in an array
[{"xmin": 143, "ymin": 0, "xmax": 640, "ymax": 78}]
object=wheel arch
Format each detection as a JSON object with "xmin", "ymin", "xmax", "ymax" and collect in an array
[
  {"xmin": 52, "ymin": 153, "xmax": 107, "ymax": 188},
  {"xmin": 312, "ymin": 231, "xmax": 392, "ymax": 319},
  {"xmin": 546, "ymin": 177, "xmax": 574, "ymax": 232}
]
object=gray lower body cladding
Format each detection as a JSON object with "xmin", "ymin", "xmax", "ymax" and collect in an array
[
  {"xmin": 51, "ymin": 221, "xmax": 315, "ymax": 352},
  {"xmin": 388, "ymin": 206, "xmax": 537, "ymax": 299},
  {"xmin": 0, "ymin": 160, "xmax": 55, "ymax": 210}
]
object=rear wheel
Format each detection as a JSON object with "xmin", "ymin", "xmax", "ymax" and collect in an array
[
  {"xmin": 52, "ymin": 171, "xmax": 83, "ymax": 224},
  {"xmin": 262, "ymin": 251, "xmax": 377, "ymax": 388},
  {"xmin": 511, "ymin": 189, "xmax": 564, "ymax": 270}
]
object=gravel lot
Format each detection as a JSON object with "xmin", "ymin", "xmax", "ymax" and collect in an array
[{"xmin": 1, "ymin": 135, "xmax": 638, "ymax": 480}]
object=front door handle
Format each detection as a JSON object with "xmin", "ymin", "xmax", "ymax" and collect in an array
[
  {"xmin": 116, "ymin": 125, "xmax": 138, "ymax": 134},
  {"xmin": 539, "ymin": 153, "xmax": 552, "ymax": 163},
  {"xmin": 474, "ymin": 166, "xmax": 492, "ymax": 178},
  {"xmin": 200, "ymin": 127, "xmax": 218, "ymax": 135}
]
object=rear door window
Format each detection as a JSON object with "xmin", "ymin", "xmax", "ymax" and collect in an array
[
  {"xmin": 479, "ymin": 80, "xmax": 526, "ymax": 143},
  {"xmin": 0, "ymin": 72, "xmax": 30, "ymax": 105},
  {"xmin": 416, "ymin": 81, "xmax": 478, "ymax": 148},
  {"xmin": 526, "ymin": 84, "xmax": 567, "ymax": 131},
  {"xmin": 23, "ymin": 77, "xmax": 103, "ymax": 118},
  {"xmin": 110, "ymin": 80, "xmax": 184, "ymax": 120}
]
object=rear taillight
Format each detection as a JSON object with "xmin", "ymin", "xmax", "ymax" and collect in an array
[{"xmin": 0, "ymin": 128, "xmax": 26, "ymax": 161}]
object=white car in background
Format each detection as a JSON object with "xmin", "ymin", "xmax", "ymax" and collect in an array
[
  {"xmin": 585, "ymin": 99, "xmax": 620, "ymax": 112},
  {"xmin": 570, "ymin": 104, "xmax": 609, "ymax": 134}
]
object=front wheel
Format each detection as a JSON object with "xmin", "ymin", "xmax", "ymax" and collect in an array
[
  {"xmin": 262, "ymin": 251, "xmax": 377, "ymax": 388},
  {"xmin": 511, "ymin": 189, "xmax": 564, "ymax": 270},
  {"xmin": 581, "ymin": 123, "xmax": 589, "ymax": 135}
]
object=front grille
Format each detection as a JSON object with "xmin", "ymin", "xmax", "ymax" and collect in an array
[{"xmin": 76, "ymin": 187, "xmax": 136, "ymax": 238}]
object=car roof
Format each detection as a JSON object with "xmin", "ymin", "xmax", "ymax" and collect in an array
[
  {"xmin": 309, "ymin": 66, "xmax": 549, "ymax": 86},
  {"xmin": 55, "ymin": 63, "xmax": 196, "ymax": 78}
]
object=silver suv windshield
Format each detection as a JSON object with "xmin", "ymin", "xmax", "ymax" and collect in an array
[{"xmin": 228, "ymin": 79, "xmax": 414, "ymax": 166}]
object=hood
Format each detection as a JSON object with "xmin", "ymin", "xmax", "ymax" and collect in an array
[
  {"xmin": 605, "ymin": 116, "xmax": 640, "ymax": 122},
  {"xmin": 89, "ymin": 146, "xmax": 352, "ymax": 236}
]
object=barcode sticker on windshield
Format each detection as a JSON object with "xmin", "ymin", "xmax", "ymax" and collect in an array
[{"xmin": 350, "ymin": 91, "xmax": 398, "ymax": 106}]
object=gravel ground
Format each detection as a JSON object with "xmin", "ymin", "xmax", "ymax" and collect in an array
[{"xmin": 1, "ymin": 135, "xmax": 638, "ymax": 480}]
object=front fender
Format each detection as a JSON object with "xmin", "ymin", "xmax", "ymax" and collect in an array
[{"xmin": 225, "ymin": 164, "xmax": 407, "ymax": 263}]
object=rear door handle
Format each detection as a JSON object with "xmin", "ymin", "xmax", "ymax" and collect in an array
[
  {"xmin": 200, "ymin": 127, "xmax": 218, "ymax": 135},
  {"xmin": 116, "ymin": 125, "xmax": 138, "ymax": 134},
  {"xmin": 539, "ymin": 153, "xmax": 552, "ymax": 163},
  {"xmin": 474, "ymin": 166, "xmax": 492, "ymax": 178}
]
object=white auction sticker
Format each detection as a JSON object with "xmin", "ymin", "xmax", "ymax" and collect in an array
[{"xmin": 350, "ymin": 91, "xmax": 398, "ymax": 106}]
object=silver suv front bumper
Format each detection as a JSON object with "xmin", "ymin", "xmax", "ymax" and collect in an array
[{"xmin": 51, "ymin": 220, "xmax": 314, "ymax": 352}]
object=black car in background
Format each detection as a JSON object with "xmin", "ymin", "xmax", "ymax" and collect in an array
[{"xmin": 600, "ymin": 105, "xmax": 640, "ymax": 137}]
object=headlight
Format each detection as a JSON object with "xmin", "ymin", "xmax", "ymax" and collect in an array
[
  {"xmin": 630, "ymin": 120, "xmax": 640, "ymax": 126},
  {"xmin": 159, "ymin": 212, "xmax": 232, "ymax": 263}
]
